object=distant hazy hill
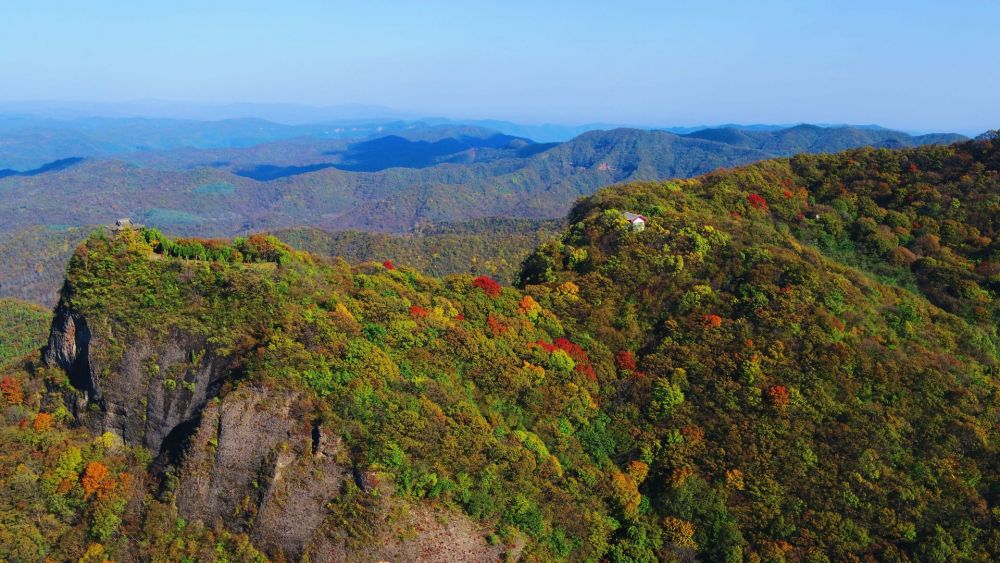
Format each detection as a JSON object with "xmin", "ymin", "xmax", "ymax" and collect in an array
[
  {"xmin": 275, "ymin": 217, "xmax": 563, "ymax": 283},
  {"xmin": 683, "ymin": 123, "xmax": 965, "ymax": 153},
  {"xmin": 0, "ymin": 113, "xmax": 969, "ymax": 170},
  {"xmin": 0, "ymin": 115, "xmax": 423, "ymax": 170},
  {"xmin": 0, "ymin": 124, "xmax": 964, "ymax": 238}
]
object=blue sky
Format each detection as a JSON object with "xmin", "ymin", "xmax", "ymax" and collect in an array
[{"xmin": 1, "ymin": 0, "xmax": 997, "ymax": 133}]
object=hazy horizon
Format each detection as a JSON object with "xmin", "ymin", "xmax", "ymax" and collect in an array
[
  {"xmin": 2, "ymin": 1, "xmax": 998, "ymax": 135},
  {"xmin": 0, "ymin": 98, "xmax": 982, "ymax": 138}
]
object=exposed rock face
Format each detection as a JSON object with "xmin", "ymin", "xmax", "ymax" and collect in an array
[
  {"xmin": 309, "ymin": 502, "xmax": 514, "ymax": 563},
  {"xmin": 43, "ymin": 305, "xmax": 94, "ymax": 398},
  {"xmin": 43, "ymin": 304, "xmax": 234, "ymax": 456},
  {"xmin": 43, "ymin": 304, "xmax": 509, "ymax": 561},
  {"xmin": 176, "ymin": 387, "xmax": 348, "ymax": 556}
]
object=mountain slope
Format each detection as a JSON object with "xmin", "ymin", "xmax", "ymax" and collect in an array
[
  {"xmin": 515, "ymin": 137, "xmax": 999, "ymax": 560},
  {"xmin": 2, "ymin": 138, "xmax": 996, "ymax": 561},
  {"xmin": 0, "ymin": 226, "xmax": 91, "ymax": 306},
  {"xmin": 35, "ymin": 229, "xmax": 613, "ymax": 560},
  {"xmin": 0, "ymin": 219, "xmax": 559, "ymax": 308}
]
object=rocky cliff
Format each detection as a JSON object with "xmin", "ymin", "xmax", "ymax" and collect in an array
[
  {"xmin": 41, "ymin": 250, "xmax": 509, "ymax": 560},
  {"xmin": 44, "ymin": 303, "xmax": 235, "ymax": 458}
]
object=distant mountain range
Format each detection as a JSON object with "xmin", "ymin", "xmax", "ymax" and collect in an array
[
  {"xmin": 0, "ymin": 109, "xmax": 972, "ymax": 169},
  {"xmin": 0, "ymin": 122, "xmax": 967, "ymax": 236}
]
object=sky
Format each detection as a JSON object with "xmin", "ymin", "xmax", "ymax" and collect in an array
[{"xmin": 1, "ymin": 0, "xmax": 997, "ymax": 134}]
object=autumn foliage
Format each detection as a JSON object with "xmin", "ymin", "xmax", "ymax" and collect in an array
[
  {"xmin": 610, "ymin": 470, "xmax": 641, "ymax": 518},
  {"xmin": 767, "ymin": 385, "xmax": 789, "ymax": 409},
  {"xmin": 535, "ymin": 337, "xmax": 597, "ymax": 381},
  {"xmin": 6, "ymin": 137, "xmax": 998, "ymax": 561},
  {"xmin": 518, "ymin": 295, "xmax": 542, "ymax": 319},
  {"xmin": 486, "ymin": 313, "xmax": 507, "ymax": 336},
  {"xmin": 32, "ymin": 412, "xmax": 53, "ymax": 432},
  {"xmin": 615, "ymin": 350, "xmax": 637, "ymax": 372},
  {"xmin": 1, "ymin": 375, "xmax": 23, "ymax": 404},
  {"xmin": 472, "ymin": 275, "xmax": 501, "ymax": 297},
  {"xmin": 747, "ymin": 193, "xmax": 768, "ymax": 210},
  {"xmin": 627, "ymin": 460, "xmax": 649, "ymax": 484},
  {"xmin": 662, "ymin": 516, "xmax": 698, "ymax": 549},
  {"xmin": 81, "ymin": 461, "xmax": 110, "ymax": 497}
]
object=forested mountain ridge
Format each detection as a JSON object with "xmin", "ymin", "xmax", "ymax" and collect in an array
[
  {"xmin": 0, "ymin": 137, "xmax": 996, "ymax": 561},
  {"xmin": 682, "ymin": 123, "xmax": 964, "ymax": 153},
  {"xmin": 515, "ymin": 135, "xmax": 1000, "ymax": 559},
  {"xmin": 0, "ymin": 220, "xmax": 557, "ymax": 307},
  {"xmin": 0, "ymin": 124, "xmax": 965, "ymax": 238},
  {"xmin": 523, "ymin": 134, "xmax": 1000, "ymax": 331},
  {"xmin": 0, "ymin": 123, "xmax": 965, "ymax": 308}
]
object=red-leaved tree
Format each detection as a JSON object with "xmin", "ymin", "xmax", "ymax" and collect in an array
[
  {"xmin": 748, "ymin": 193, "xmax": 768, "ymax": 210},
  {"xmin": 473, "ymin": 276, "xmax": 502, "ymax": 297}
]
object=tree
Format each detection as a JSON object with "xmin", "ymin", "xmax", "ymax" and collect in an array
[
  {"xmin": 33, "ymin": 412, "xmax": 53, "ymax": 432},
  {"xmin": 616, "ymin": 351, "xmax": 637, "ymax": 372},
  {"xmin": 0, "ymin": 376, "xmax": 23, "ymax": 404},
  {"xmin": 650, "ymin": 379, "xmax": 684, "ymax": 418},
  {"xmin": 473, "ymin": 276, "xmax": 502, "ymax": 297},
  {"xmin": 81, "ymin": 462, "xmax": 110, "ymax": 497},
  {"xmin": 748, "ymin": 193, "xmax": 768, "ymax": 210}
]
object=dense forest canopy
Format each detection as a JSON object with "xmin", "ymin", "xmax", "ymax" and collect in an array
[
  {"xmin": 517, "ymin": 136, "xmax": 1000, "ymax": 561},
  {"xmin": 0, "ymin": 137, "xmax": 996, "ymax": 561}
]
